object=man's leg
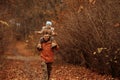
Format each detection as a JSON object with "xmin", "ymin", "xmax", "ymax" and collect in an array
[
  {"xmin": 41, "ymin": 61, "xmax": 48, "ymax": 80},
  {"xmin": 46, "ymin": 63, "xmax": 53, "ymax": 80}
]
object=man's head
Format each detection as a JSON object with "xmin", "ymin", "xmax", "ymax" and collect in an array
[
  {"xmin": 43, "ymin": 34, "xmax": 50, "ymax": 41},
  {"xmin": 46, "ymin": 21, "xmax": 52, "ymax": 27}
]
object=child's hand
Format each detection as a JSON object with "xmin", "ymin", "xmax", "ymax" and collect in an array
[{"xmin": 35, "ymin": 31, "xmax": 38, "ymax": 34}]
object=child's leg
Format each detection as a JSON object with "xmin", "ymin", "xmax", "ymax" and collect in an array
[
  {"xmin": 50, "ymin": 37, "xmax": 57, "ymax": 48},
  {"xmin": 37, "ymin": 37, "xmax": 44, "ymax": 50}
]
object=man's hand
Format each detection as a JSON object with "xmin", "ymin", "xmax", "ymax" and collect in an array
[
  {"xmin": 51, "ymin": 42, "xmax": 59, "ymax": 50},
  {"xmin": 37, "ymin": 43, "xmax": 43, "ymax": 51}
]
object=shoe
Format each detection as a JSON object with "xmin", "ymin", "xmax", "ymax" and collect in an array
[
  {"xmin": 37, "ymin": 44, "xmax": 42, "ymax": 51},
  {"xmin": 51, "ymin": 43, "xmax": 57, "ymax": 49},
  {"xmin": 37, "ymin": 47, "xmax": 42, "ymax": 51}
]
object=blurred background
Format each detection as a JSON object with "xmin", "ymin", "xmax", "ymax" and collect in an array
[{"xmin": 0, "ymin": 0, "xmax": 120, "ymax": 77}]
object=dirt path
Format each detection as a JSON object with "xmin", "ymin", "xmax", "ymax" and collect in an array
[{"xmin": 0, "ymin": 42, "xmax": 119, "ymax": 80}]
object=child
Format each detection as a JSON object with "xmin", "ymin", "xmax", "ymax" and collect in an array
[{"xmin": 37, "ymin": 21, "xmax": 57, "ymax": 50}]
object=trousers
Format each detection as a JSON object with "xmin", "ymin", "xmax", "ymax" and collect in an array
[{"xmin": 41, "ymin": 61, "xmax": 52, "ymax": 80}]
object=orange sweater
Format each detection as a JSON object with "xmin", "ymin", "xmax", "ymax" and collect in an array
[{"xmin": 40, "ymin": 42, "xmax": 59, "ymax": 63}]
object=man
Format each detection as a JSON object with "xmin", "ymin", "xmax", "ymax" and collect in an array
[{"xmin": 37, "ymin": 34, "xmax": 59, "ymax": 80}]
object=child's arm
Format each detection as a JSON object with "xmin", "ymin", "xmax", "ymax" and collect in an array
[
  {"xmin": 35, "ymin": 31, "xmax": 42, "ymax": 34},
  {"xmin": 35, "ymin": 26, "xmax": 45, "ymax": 34}
]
